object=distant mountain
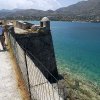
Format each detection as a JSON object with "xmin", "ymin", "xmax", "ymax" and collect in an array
[
  {"xmin": 0, "ymin": 9, "xmax": 56, "ymax": 20},
  {"xmin": 56, "ymin": 0, "xmax": 100, "ymax": 16},
  {"xmin": 0, "ymin": 0, "xmax": 100, "ymax": 22}
]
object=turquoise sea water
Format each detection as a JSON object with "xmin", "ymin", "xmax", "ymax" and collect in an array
[{"xmin": 29, "ymin": 21, "xmax": 100, "ymax": 87}]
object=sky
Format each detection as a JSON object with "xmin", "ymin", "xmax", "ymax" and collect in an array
[{"xmin": 0, "ymin": 0, "xmax": 85, "ymax": 10}]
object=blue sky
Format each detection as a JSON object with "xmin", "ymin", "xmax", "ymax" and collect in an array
[
  {"xmin": 0, "ymin": 0, "xmax": 85, "ymax": 10},
  {"xmin": 58, "ymin": 0, "xmax": 85, "ymax": 7}
]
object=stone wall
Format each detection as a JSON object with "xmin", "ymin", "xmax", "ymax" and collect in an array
[
  {"xmin": 8, "ymin": 27, "xmax": 63, "ymax": 100},
  {"xmin": 16, "ymin": 21, "xmax": 33, "ymax": 30},
  {"xmin": 8, "ymin": 19, "xmax": 59, "ymax": 83},
  {"xmin": 15, "ymin": 31, "xmax": 59, "ymax": 83}
]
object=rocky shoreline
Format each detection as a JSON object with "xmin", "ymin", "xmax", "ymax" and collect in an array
[{"xmin": 58, "ymin": 69, "xmax": 100, "ymax": 100}]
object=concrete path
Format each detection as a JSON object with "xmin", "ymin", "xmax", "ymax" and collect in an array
[{"xmin": 0, "ymin": 43, "xmax": 22, "ymax": 100}]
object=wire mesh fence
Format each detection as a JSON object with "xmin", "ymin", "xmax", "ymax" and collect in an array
[{"xmin": 8, "ymin": 28, "xmax": 66, "ymax": 100}]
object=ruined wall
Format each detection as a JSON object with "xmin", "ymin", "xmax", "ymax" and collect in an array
[
  {"xmin": 7, "ymin": 19, "xmax": 59, "ymax": 83},
  {"xmin": 8, "ymin": 27, "xmax": 63, "ymax": 100},
  {"xmin": 16, "ymin": 21, "xmax": 33, "ymax": 30},
  {"xmin": 15, "ymin": 31, "xmax": 59, "ymax": 83}
]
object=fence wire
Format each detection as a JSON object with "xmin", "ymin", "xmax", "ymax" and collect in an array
[{"xmin": 8, "ymin": 30, "xmax": 66, "ymax": 100}]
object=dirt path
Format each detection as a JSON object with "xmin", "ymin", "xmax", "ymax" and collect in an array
[{"xmin": 0, "ymin": 43, "xmax": 22, "ymax": 100}]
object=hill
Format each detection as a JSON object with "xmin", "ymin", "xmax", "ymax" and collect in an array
[
  {"xmin": 56, "ymin": 0, "xmax": 100, "ymax": 21},
  {"xmin": 0, "ymin": 0, "xmax": 100, "ymax": 22}
]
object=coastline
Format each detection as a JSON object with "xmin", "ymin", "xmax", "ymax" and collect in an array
[
  {"xmin": 17, "ymin": 20, "xmax": 100, "ymax": 24},
  {"xmin": 58, "ymin": 66, "xmax": 100, "ymax": 100}
]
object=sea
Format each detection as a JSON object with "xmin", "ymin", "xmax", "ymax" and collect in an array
[{"xmin": 29, "ymin": 21, "xmax": 100, "ymax": 87}]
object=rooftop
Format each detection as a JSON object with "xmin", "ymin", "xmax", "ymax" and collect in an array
[{"xmin": 41, "ymin": 17, "xmax": 50, "ymax": 22}]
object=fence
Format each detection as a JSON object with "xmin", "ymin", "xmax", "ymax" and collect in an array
[{"xmin": 8, "ymin": 28, "xmax": 66, "ymax": 100}]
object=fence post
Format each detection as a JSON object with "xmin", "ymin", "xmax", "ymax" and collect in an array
[{"xmin": 24, "ymin": 50, "xmax": 32, "ymax": 100}]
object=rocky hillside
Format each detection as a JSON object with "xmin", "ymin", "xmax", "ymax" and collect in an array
[{"xmin": 56, "ymin": 0, "xmax": 100, "ymax": 16}]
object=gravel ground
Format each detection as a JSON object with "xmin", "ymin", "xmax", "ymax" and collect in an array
[{"xmin": 0, "ymin": 43, "xmax": 22, "ymax": 100}]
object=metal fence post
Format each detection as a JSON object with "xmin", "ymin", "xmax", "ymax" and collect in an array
[{"xmin": 24, "ymin": 50, "xmax": 32, "ymax": 100}]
